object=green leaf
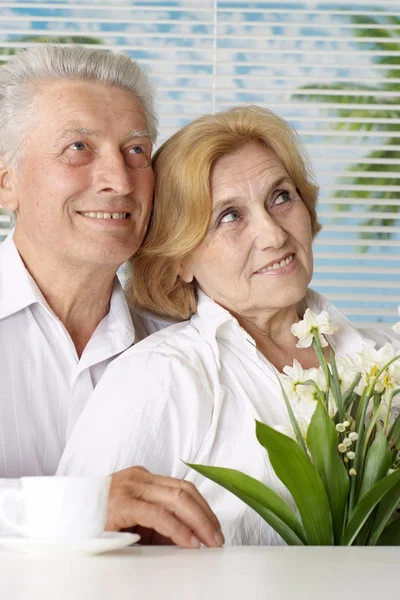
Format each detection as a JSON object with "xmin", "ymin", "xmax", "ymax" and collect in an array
[
  {"xmin": 342, "ymin": 374, "xmax": 362, "ymax": 412},
  {"xmin": 186, "ymin": 463, "xmax": 305, "ymax": 545},
  {"xmin": 376, "ymin": 514, "xmax": 400, "ymax": 545},
  {"xmin": 255, "ymin": 421, "xmax": 333, "ymax": 545},
  {"xmin": 307, "ymin": 403, "xmax": 350, "ymax": 544},
  {"xmin": 368, "ymin": 480, "xmax": 400, "ymax": 545},
  {"xmin": 388, "ymin": 412, "xmax": 400, "ymax": 443},
  {"xmin": 277, "ymin": 379, "xmax": 308, "ymax": 455},
  {"xmin": 359, "ymin": 423, "xmax": 393, "ymax": 500},
  {"xmin": 341, "ymin": 470, "xmax": 400, "ymax": 545},
  {"xmin": 328, "ymin": 349, "xmax": 344, "ymax": 421}
]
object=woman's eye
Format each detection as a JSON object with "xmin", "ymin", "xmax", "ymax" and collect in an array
[
  {"xmin": 219, "ymin": 210, "xmax": 240, "ymax": 224},
  {"xmin": 274, "ymin": 191, "xmax": 292, "ymax": 206},
  {"xmin": 68, "ymin": 141, "xmax": 87, "ymax": 151}
]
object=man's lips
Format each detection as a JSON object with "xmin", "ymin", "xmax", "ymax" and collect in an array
[{"xmin": 253, "ymin": 253, "xmax": 295, "ymax": 274}]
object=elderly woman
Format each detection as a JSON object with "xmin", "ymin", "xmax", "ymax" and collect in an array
[{"xmin": 58, "ymin": 106, "xmax": 392, "ymax": 545}]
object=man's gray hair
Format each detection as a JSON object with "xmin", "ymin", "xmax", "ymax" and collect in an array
[{"xmin": 0, "ymin": 44, "xmax": 158, "ymax": 168}]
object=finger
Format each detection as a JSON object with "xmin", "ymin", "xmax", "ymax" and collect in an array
[
  {"xmin": 106, "ymin": 497, "xmax": 202, "ymax": 549},
  {"xmin": 149, "ymin": 531, "xmax": 174, "ymax": 546},
  {"xmin": 134, "ymin": 526, "xmax": 174, "ymax": 546},
  {"xmin": 142, "ymin": 474, "xmax": 222, "ymax": 531},
  {"xmin": 113, "ymin": 468, "xmax": 222, "ymax": 535},
  {"xmin": 109, "ymin": 468, "xmax": 224, "ymax": 546},
  {"xmin": 137, "ymin": 481, "xmax": 224, "ymax": 548}
]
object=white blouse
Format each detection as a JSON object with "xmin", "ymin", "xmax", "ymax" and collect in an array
[{"xmin": 58, "ymin": 289, "xmax": 390, "ymax": 545}]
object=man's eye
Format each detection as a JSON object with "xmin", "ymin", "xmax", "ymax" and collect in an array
[
  {"xmin": 126, "ymin": 145, "xmax": 150, "ymax": 168},
  {"xmin": 128, "ymin": 145, "xmax": 145, "ymax": 155},
  {"xmin": 274, "ymin": 191, "xmax": 292, "ymax": 206},
  {"xmin": 219, "ymin": 210, "xmax": 240, "ymax": 224},
  {"xmin": 68, "ymin": 141, "xmax": 87, "ymax": 151}
]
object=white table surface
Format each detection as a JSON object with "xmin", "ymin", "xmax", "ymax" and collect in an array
[{"xmin": 0, "ymin": 545, "xmax": 398, "ymax": 600}]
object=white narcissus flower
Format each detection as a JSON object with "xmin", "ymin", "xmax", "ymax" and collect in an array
[
  {"xmin": 393, "ymin": 306, "xmax": 400, "ymax": 335},
  {"xmin": 335, "ymin": 355, "xmax": 361, "ymax": 394},
  {"xmin": 291, "ymin": 309, "xmax": 339, "ymax": 349},
  {"xmin": 274, "ymin": 416, "xmax": 309, "ymax": 442},
  {"xmin": 280, "ymin": 359, "xmax": 329, "ymax": 426},
  {"xmin": 350, "ymin": 343, "xmax": 400, "ymax": 396},
  {"xmin": 337, "ymin": 343, "xmax": 400, "ymax": 421}
]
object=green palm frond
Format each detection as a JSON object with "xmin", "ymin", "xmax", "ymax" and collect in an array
[
  {"xmin": 292, "ymin": 11, "xmax": 400, "ymax": 239},
  {"xmin": 0, "ymin": 35, "xmax": 105, "ymax": 65}
]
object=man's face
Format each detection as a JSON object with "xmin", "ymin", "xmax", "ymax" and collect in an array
[{"xmin": 6, "ymin": 79, "xmax": 154, "ymax": 272}]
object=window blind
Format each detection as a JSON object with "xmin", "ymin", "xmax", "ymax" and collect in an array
[{"xmin": 0, "ymin": 0, "xmax": 399, "ymax": 328}]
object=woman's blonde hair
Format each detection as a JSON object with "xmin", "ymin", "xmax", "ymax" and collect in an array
[{"xmin": 128, "ymin": 105, "xmax": 321, "ymax": 321}]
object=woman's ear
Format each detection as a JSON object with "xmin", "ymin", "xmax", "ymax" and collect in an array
[
  {"xmin": 0, "ymin": 163, "xmax": 18, "ymax": 212},
  {"xmin": 178, "ymin": 258, "xmax": 194, "ymax": 283}
]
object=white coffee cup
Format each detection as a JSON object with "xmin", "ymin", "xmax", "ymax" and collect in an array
[{"xmin": 0, "ymin": 476, "xmax": 111, "ymax": 540}]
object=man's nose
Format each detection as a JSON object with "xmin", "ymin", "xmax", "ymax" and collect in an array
[
  {"xmin": 251, "ymin": 210, "xmax": 288, "ymax": 250},
  {"xmin": 94, "ymin": 152, "xmax": 134, "ymax": 196}
]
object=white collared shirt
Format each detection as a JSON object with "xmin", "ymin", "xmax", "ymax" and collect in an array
[
  {"xmin": 0, "ymin": 233, "xmax": 162, "ymax": 479},
  {"xmin": 58, "ymin": 289, "xmax": 385, "ymax": 545}
]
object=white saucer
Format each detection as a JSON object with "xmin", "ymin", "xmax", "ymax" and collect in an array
[{"xmin": 0, "ymin": 531, "xmax": 140, "ymax": 557}]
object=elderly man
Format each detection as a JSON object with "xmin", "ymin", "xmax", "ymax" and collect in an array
[{"xmin": 0, "ymin": 44, "xmax": 223, "ymax": 549}]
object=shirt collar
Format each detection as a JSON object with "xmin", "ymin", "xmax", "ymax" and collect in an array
[
  {"xmin": 0, "ymin": 231, "xmax": 135, "ymax": 354},
  {"xmin": 191, "ymin": 287, "xmax": 374, "ymax": 367},
  {"xmin": 191, "ymin": 290, "xmax": 258, "ymax": 368},
  {"xmin": 0, "ymin": 231, "xmax": 41, "ymax": 320},
  {"xmin": 104, "ymin": 277, "xmax": 136, "ymax": 342},
  {"xmin": 77, "ymin": 277, "xmax": 136, "ymax": 370}
]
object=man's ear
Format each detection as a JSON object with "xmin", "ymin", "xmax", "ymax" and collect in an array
[
  {"xmin": 0, "ymin": 162, "xmax": 18, "ymax": 212},
  {"xmin": 178, "ymin": 258, "xmax": 194, "ymax": 283}
]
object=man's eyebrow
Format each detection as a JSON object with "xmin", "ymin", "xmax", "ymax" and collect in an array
[
  {"xmin": 212, "ymin": 176, "xmax": 294, "ymax": 214},
  {"xmin": 124, "ymin": 129, "xmax": 151, "ymax": 141},
  {"xmin": 58, "ymin": 128, "xmax": 150, "ymax": 141},
  {"xmin": 59, "ymin": 127, "xmax": 99, "ymax": 139}
]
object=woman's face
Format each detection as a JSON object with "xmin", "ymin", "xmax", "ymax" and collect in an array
[{"xmin": 180, "ymin": 143, "xmax": 314, "ymax": 320}]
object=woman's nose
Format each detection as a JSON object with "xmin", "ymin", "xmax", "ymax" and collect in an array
[{"xmin": 251, "ymin": 211, "xmax": 288, "ymax": 250}]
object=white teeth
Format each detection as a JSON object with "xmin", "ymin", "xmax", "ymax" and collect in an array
[
  {"xmin": 79, "ymin": 212, "xmax": 127, "ymax": 220},
  {"xmin": 256, "ymin": 254, "xmax": 294, "ymax": 274}
]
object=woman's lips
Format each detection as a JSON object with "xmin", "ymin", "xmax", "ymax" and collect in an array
[{"xmin": 253, "ymin": 253, "xmax": 295, "ymax": 275}]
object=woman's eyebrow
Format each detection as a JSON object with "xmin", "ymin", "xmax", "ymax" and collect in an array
[
  {"xmin": 211, "ymin": 197, "xmax": 242, "ymax": 215},
  {"xmin": 212, "ymin": 176, "xmax": 294, "ymax": 214},
  {"xmin": 267, "ymin": 176, "xmax": 293, "ymax": 191}
]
